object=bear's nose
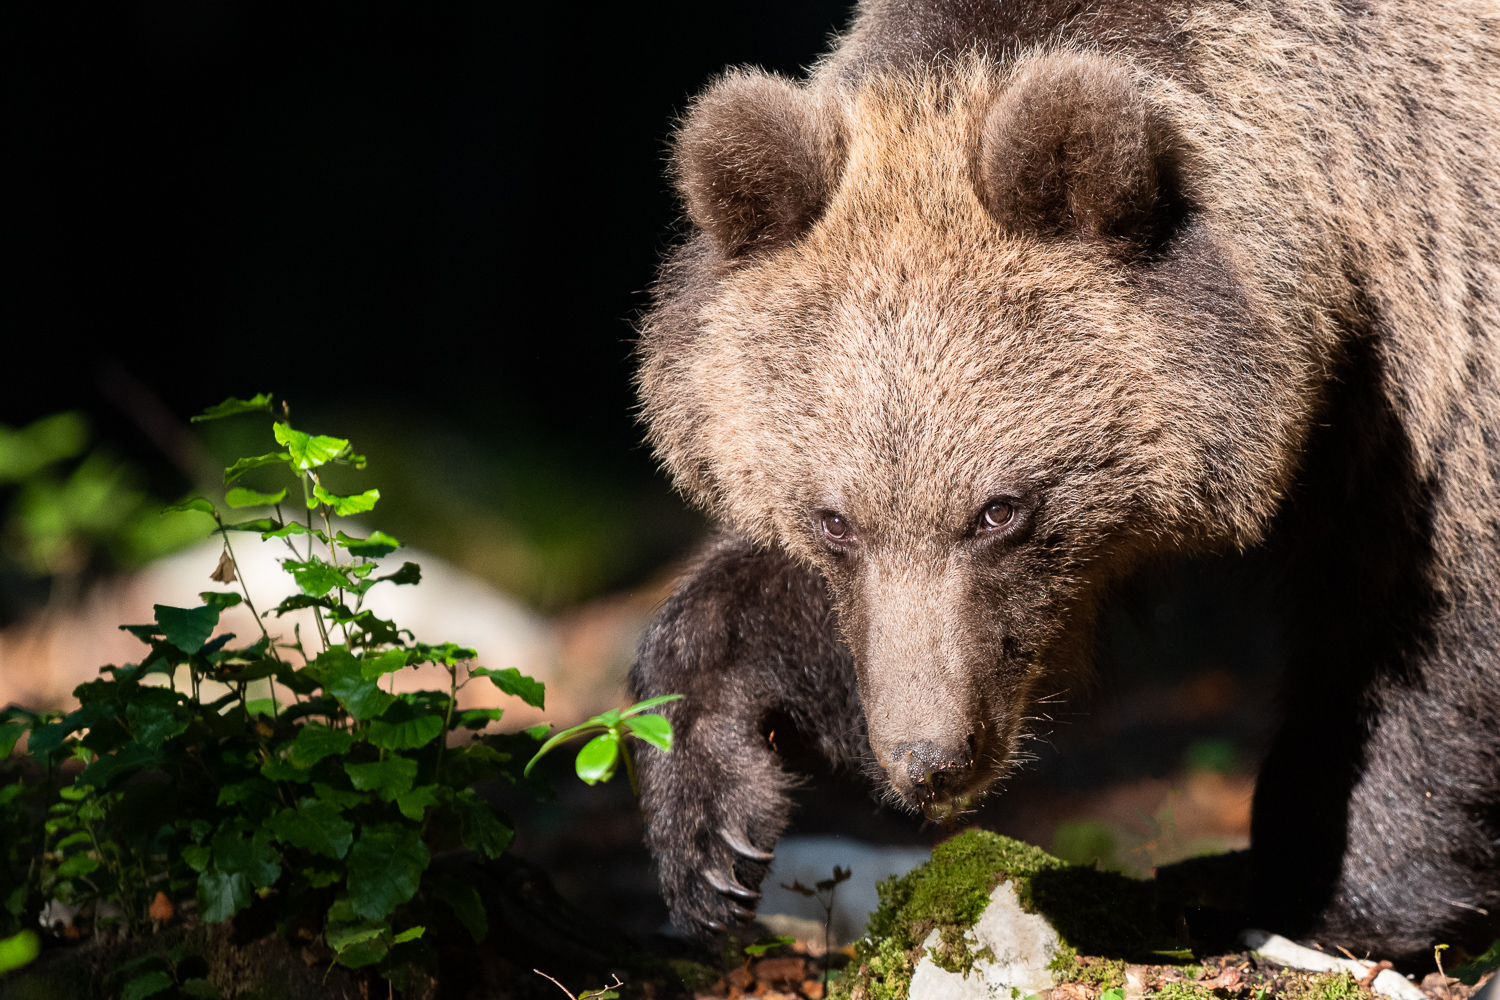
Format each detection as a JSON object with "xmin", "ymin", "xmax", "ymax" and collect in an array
[{"xmin": 891, "ymin": 739, "xmax": 973, "ymax": 802}]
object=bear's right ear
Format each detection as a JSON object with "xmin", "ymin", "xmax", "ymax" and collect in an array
[
  {"xmin": 977, "ymin": 53, "xmax": 1185, "ymax": 246},
  {"xmin": 673, "ymin": 70, "xmax": 844, "ymax": 258}
]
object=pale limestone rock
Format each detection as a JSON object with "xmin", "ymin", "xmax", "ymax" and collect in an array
[{"xmin": 909, "ymin": 881, "xmax": 1061, "ymax": 1000}]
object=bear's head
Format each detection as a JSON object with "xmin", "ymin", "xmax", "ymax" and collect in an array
[{"xmin": 641, "ymin": 51, "xmax": 1325, "ymax": 813}]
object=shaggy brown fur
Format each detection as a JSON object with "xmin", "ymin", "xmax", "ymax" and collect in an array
[{"xmin": 629, "ymin": 0, "xmax": 1500, "ymax": 961}]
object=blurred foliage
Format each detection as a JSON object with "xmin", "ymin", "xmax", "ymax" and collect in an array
[
  {"xmin": 1052, "ymin": 820, "xmax": 1120, "ymax": 872},
  {"xmin": 195, "ymin": 411, "xmax": 700, "ymax": 612},
  {"xmin": 0, "ymin": 414, "xmax": 213, "ymax": 615},
  {"xmin": 1182, "ymin": 739, "xmax": 1238, "ymax": 774}
]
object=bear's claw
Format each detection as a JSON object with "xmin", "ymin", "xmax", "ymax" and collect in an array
[
  {"xmin": 706, "ymin": 868, "xmax": 762, "ymax": 902},
  {"xmin": 727, "ymin": 902, "xmax": 757, "ymax": 923},
  {"xmin": 720, "ymin": 826, "xmax": 775, "ymax": 862}
]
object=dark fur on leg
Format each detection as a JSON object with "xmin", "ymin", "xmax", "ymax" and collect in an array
[{"xmin": 628, "ymin": 533, "xmax": 862, "ymax": 940}]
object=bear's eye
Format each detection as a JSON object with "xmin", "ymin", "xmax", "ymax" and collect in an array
[
  {"xmin": 978, "ymin": 501, "xmax": 1014, "ymax": 532},
  {"xmin": 821, "ymin": 512, "xmax": 852, "ymax": 542}
]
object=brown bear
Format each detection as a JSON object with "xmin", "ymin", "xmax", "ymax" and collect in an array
[{"xmin": 628, "ymin": 0, "xmax": 1500, "ymax": 961}]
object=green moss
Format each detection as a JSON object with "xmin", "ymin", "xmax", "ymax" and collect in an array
[
  {"xmin": 665, "ymin": 959, "xmax": 719, "ymax": 992},
  {"xmin": 1454, "ymin": 940, "xmax": 1500, "ymax": 986},
  {"xmin": 1283, "ymin": 972, "xmax": 1367, "ymax": 1000},
  {"xmin": 838, "ymin": 831, "xmax": 1182, "ymax": 1000},
  {"xmin": 1156, "ymin": 982, "xmax": 1218, "ymax": 1000}
]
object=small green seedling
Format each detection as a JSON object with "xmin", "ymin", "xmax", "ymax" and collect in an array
[
  {"xmin": 525, "ymin": 694, "xmax": 684, "ymax": 793},
  {"xmin": 745, "ymin": 935, "xmax": 797, "ymax": 958},
  {"xmin": 1101, "ymin": 989, "xmax": 1126, "ymax": 1000},
  {"xmin": 784, "ymin": 865, "xmax": 852, "ymax": 988}
]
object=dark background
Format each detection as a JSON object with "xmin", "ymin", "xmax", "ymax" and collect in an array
[{"xmin": 6, "ymin": 0, "xmax": 848, "ymax": 511}]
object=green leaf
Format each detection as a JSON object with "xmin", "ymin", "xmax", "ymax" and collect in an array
[
  {"xmin": 0, "ymin": 930, "xmax": 40, "ymax": 975},
  {"xmin": 273, "ymin": 423, "xmax": 350, "ymax": 471},
  {"xmin": 217, "ymin": 778, "xmax": 277, "ymax": 809},
  {"xmin": 0, "ymin": 721, "xmax": 25, "ymax": 759},
  {"xmin": 219, "ymin": 517, "xmax": 280, "ymax": 533},
  {"xmin": 744, "ymin": 935, "xmax": 797, "ymax": 957},
  {"xmin": 263, "ymin": 799, "xmax": 355, "ymax": 860},
  {"xmin": 211, "ymin": 827, "xmax": 281, "ymax": 888},
  {"xmin": 455, "ymin": 788, "xmax": 513, "ymax": 859},
  {"xmin": 289, "ymin": 724, "xmax": 355, "ymax": 768},
  {"xmin": 192, "ymin": 393, "xmax": 274, "ymax": 422},
  {"xmin": 198, "ymin": 590, "xmax": 243, "ymax": 609},
  {"xmin": 225, "ymin": 486, "xmax": 288, "ymax": 508},
  {"xmin": 367, "ymin": 708, "xmax": 443, "ymax": 752},
  {"xmin": 408, "ymin": 642, "xmax": 476, "ymax": 667},
  {"xmin": 126, "ymin": 688, "xmax": 192, "ymax": 748},
  {"xmin": 282, "ymin": 558, "xmax": 350, "ymax": 599},
  {"xmin": 378, "ymin": 562, "xmax": 421, "ymax": 586},
  {"xmin": 304, "ymin": 869, "xmax": 342, "ymax": 888},
  {"xmin": 456, "ymin": 708, "xmax": 504, "ymax": 731},
  {"xmin": 327, "ymin": 671, "xmax": 396, "ymax": 720},
  {"xmin": 346, "ymin": 825, "xmax": 430, "ymax": 921},
  {"xmin": 224, "ymin": 452, "xmax": 292, "ymax": 483},
  {"xmin": 163, "ymin": 497, "xmax": 216, "ymax": 515},
  {"xmin": 346, "ymin": 757, "xmax": 417, "ymax": 801},
  {"xmin": 338, "ymin": 530, "xmax": 402, "ymax": 558},
  {"xmin": 392, "ymin": 926, "xmax": 424, "ymax": 944},
  {"xmin": 575, "ymin": 731, "xmax": 621, "ymax": 785},
  {"xmin": 394, "ymin": 784, "xmax": 440, "ymax": 822},
  {"xmin": 325, "ymin": 904, "xmax": 387, "ymax": 960},
  {"xmin": 262, "ymin": 520, "xmax": 324, "ymax": 542},
  {"xmin": 55, "ymin": 853, "xmax": 100, "ymax": 879},
  {"xmin": 360, "ymin": 648, "xmax": 408, "ymax": 679},
  {"xmin": 524, "ymin": 724, "xmax": 551, "ymax": 741},
  {"xmin": 471, "ymin": 667, "xmax": 545, "ymax": 709},
  {"xmin": 259, "ymin": 758, "xmax": 310, "ymax": 783},
  {"xmin": 154, "ymin": 604, "xmax": 221, "ymax": 654},
  {"xmin": 623, "ymin": 713, "xmax": 673, "ymax": 752},
  {"xmin": 182, "ymin": 844, "xmax": 211, "ymax": 873},
  {"xmin": 312, "ymin": 782, "xmax": 369, "ymax": 808},
  {"xmin": 335, "ymin": 939, "xmax": 388, "ymax": 968},
  {"xmin": 122, "ymin": 971, "xmax": 174, "ymax": 1000},
  {"xmin": 431, "ymin": 874, "xmax": 488, "ymax": 943},
  {"xmin": 621, "ymin": 693, "xmax": 685, "ymax": 717},
  {"xmin": 79, "ymin": 741, "xmax": 158, "ymax": 787},
  {"xmin": 197, "ymin": 869, "xmax": 252, "ymax": 923},
  {"xmin": 312, "ymin": 483, "xmax": 380, "ymax": 516}
]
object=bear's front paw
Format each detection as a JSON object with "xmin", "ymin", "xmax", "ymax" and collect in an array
[
  {"xmin": 655, "ymin": 820, "xmax": 779, "ymax": 936},
  {"xmin": 640, "ymin": 735, "xmax": 792, "ymax": 938}
]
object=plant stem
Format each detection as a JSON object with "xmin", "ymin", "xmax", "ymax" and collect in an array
[
  {"xmin": 621, "ymin": 738, "xmax": 639, "ymax": 796},
  {"xmin": 433, "ymin": 662, "xmax": 459, "ymax": 786}
]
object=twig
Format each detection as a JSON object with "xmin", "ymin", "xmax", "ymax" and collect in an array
[
  {"xmin": 1360, "ymin": 961, "xmax": 1394, "ymax": 988},
  {"xmin": 534, "ymin": 970, "xmax": 577, "ymax": 1000}
]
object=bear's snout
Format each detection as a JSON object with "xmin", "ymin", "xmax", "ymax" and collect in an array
[{"xmin": 887, "ymin": 737, "xmax": 974, "ymax": 805}]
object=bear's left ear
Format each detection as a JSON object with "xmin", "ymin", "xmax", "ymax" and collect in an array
[{"xmin": 978, "ymin": 53, "xmax": 1185, "ymax": 245}]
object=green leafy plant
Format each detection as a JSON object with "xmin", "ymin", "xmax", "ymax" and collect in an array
[
  {"xmin": 0, "ymin": 395, "xmax": 680, "ymax": 992},
  {"xmin": 525, "ymin": 694, "xmax": 682, "ymax": 791}
]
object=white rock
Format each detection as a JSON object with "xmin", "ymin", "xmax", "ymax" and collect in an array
[
  {"xmin": 909, "ymin": 881, "xmax": 1061, "ymax": 1000},
  {"xmin": 1240, "ymin": 930, "xmax": 1426, "ymax": 1000}
]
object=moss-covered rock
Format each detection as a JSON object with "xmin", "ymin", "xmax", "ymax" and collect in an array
[{"xmin": 838, "ymin": 830, "xmax": 1184, "ymax": 1000}]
